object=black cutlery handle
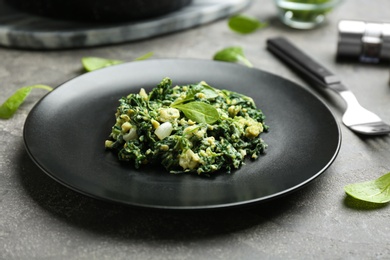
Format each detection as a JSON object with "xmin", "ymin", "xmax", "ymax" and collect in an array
[{"xmin": 266, "ymin": 37, "xmax": 341, "ymax": 88}]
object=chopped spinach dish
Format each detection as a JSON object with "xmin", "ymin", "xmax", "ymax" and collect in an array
[{"xmin": 105, "ymin": 77, "xmax": 268, "ymax": 175}]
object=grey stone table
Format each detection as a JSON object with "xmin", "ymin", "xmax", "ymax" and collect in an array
[{"xmin": 1, "ymin": 0, "xmax": 390, "ymax": 259}]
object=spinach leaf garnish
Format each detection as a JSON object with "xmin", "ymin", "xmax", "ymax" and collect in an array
[
  {"xmin": 0, "ymin": 85, "xmax": 52, "ymax": 119},
  {"xmin": 228, "ymin": 15, "xmax": 268, "ymax": 34},
  {"xmin": 171, "ymin": 81, "xmax": 220, "ymax": 124},
  {"xmin": 344, "ymin": 172, "xmax": 390, "ymax": 204},
  {"xmin": 213, "ymin": 46, "xmax": 253, "ymax": 67},
  {"xmin": 172, "ymin": 101, "xmax": 219, "ymax": 124}
]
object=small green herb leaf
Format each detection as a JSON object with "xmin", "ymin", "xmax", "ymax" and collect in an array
[
  {"xmin": 228, "ymin": 15, "xmax": 267, "ymax": 34},
  {"xmin": 134, "ymin": 52, "xmax": 154, "ymax": 61},
  {"xmin": 82, "ymin": 57, "xmax": 124, "ymax": 72},
  {"xmin": 344, "ymin": 172, "xmax": 390, "ymax": 204},
  {"xmin": 0, "ymin": 85, "xmax": 52, "ymax": 119},
  {"xmin": 213, "ymin": 46, "xmax": 253, "ymax": 67},
  {"xmin": 172, "ymin": 101, "xmax": 220, "ymax": 124}
]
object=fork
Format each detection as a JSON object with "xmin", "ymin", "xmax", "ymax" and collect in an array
[{"xmin": 267, "ymin": 37, "xmax": 390, "ymax": 135}]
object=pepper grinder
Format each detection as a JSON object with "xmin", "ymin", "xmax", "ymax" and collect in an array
[{"xmin": 337, "ymin": 20, "xmax": 390, "ymax": 63}]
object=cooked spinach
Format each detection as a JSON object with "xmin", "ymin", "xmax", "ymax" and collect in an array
[{"xmin": 105, "ymin": 77, "xmax": 268, "ymax": 175}]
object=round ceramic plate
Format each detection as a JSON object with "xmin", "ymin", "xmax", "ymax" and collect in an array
[{"xmin": 23, "ymin": 59, "xmax": 341, "ymax": 209}]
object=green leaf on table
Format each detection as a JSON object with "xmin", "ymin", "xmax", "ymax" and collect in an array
[
  {"xmin": 134, "ymin": 52, "xmax": 154, "ymax": 61},
  {"xmin": 344, "ymin": 172, "xmax": 390, "ymax": 204},
  {"xmin": 213, "ymin": 46, "xmax": 253, "ymax": 67},
  {"xmin": 172, "ymin": 101, "xmax": 220, "ymax": 124},
  {"xmin": 228, "ymin": 15, "xmax": 268, "ymax": 34},
  {"xmin": 82, "ymin": 57, "xmax": 124, "ymax": 72},
  {"xmin": 0, "ymin": 85, "xmax": 53, "ymax": 119},
  {"xmin": 82, "ymin": 52, "xmax": 154, "ymax": 72}
]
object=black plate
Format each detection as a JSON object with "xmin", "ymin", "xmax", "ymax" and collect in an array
[{"xmin": 23, "ymin": 59, "xmax": 341, "ymax": 209}]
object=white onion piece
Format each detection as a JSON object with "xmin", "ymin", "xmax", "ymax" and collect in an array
[
  {"xmin": 155, "ymin": 122, "xmax": 173, "ymax": 140},
  {"xmin": 123, "ymin": 128, "xmax": 138, "ymax": 141}
]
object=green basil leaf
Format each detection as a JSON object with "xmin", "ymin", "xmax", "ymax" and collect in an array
[
  {"xmin": 213, "ymin": 46, "xmax": 253, "ymax": 67},
  {"xmin": 0, "ymin": 85, "xmax": 52, "ymax": 119},
  {"xmin": 344, "ymin": 172, "xmax": 390, "ymax": 203},
  {"xmin": 82, "ymin": 57, "xmax": 123, "ymax": 72},
  {"xmin": 228, "ymin": 15, "xmax": 268, "ymax": 34},
  {"xmin": 172, "ymin": 101, "xmax": 220, "ymax": 124}
]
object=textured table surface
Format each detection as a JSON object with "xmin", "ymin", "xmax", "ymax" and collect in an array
[{"xmin": 1, "ymin": 0, "xmax": 390, "ymax": 259}]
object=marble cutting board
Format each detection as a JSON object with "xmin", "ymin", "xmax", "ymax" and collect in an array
[{"xmin": 0, "ymin": 0, "xmax": 252, "ymax": 50}]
